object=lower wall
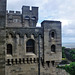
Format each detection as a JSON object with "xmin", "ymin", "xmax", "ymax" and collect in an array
[
  {"xmin": 5, "ymin": 62, "xmax": 70, "ymax": 75},
  {"xmin": 56, "ymin": 68, "xmax": 70, "ymax": 75},
  {"xmin": 5, "ymin": 64, "xmax": 38, "ymax": 75}
]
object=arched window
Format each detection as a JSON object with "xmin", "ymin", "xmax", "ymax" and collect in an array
[
  {"xmin": 26, "ymin": 39, "xmax": 35, "ymax": 53},
  {"xmin": 51, "ymin": 45, "xmax": 56, "ymax": 52},
  {"xmin": 51, "ymin": 32, "xmax": 55, "ymax": 38},
  {"xmin": 31, "ymin": 17, "xmax": 36, "ymax": 20},
  {"xmin": 7, "ymin": 44, "xmax": 12, "ymax": 55},
  {"xmin": 25, "ymin": 16, "xmax": 30, "ymax": 20},
  {"xmin": 49, "ymin": 30, "xmax": 56, "ymax": 39}
]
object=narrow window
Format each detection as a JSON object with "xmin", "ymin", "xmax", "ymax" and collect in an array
[
  {"xmin": 51, "ymin": 32, "xmax": 55, "ymax": 38},
  {"xmin": 51, "ymin": 45, "xmax": 56, "ymax": 52},
  {"xmin": 26, "ymin": 39, "xmax": 35, "ymax": 53},
  {"xmin": 25, "ymin": 16, "xmax": 30, "ymax": 20},
  {"xmin": 7, "ymin": 44, "xmax": 12, "ymax": 55}
]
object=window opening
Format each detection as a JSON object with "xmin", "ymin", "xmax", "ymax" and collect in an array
[
  {"xmin": 51, "ymin": 45, "xmax": 56, "ymax": 52},
  {"xmin": 7, "ymin": 44, "xmax": 12, "ymax": 55},
  {"xmin": 51, "ymin": 32, "xmax": 55, "ymax": 38},
  {"xmin": 26, "ymin": 39, "xmax": 35, "ymax": 53}
]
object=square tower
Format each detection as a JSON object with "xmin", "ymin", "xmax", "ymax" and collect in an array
[{"xmin": 22, "ymin": 6, "xmax": 38, "ymax": 27}]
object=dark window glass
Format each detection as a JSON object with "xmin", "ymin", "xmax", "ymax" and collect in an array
[
  {"xmin": 51, "ymin": 45, "xmax": 55, "ymax": 52},
  {"xmin": 7, "ymin": 44, "xmax": 12, "ymax": 55},
  {"xmin": 26, "ymin": 39, "xmax": 35, "ymax": 53},
  {"xmin": 51, "ymin": 32, "xmax": 55, "ymax": 38}
]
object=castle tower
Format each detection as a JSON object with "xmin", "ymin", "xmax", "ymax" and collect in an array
[
  {"xmin": 22, "ymin": 6, "xmax": 38, "ymax": 27},
  {"xmin": 0, "ymin": 0, "xmax": 6, "ymax": 75},
  {"xmin": 41, "ymin": 21, "xmax": 62, "ymax": 74}
]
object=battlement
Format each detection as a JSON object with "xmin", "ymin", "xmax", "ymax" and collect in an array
[
  {"xmin": 22, "ymin": 6, "xmax": 38, "ymax": 27},
  {"xmin": 22, "ymin": 6, "xmax": 38, "ymax": 12},
  {"xmin": 7, "ymin": 10, "xmax": 21, "ymax": 15},
  {"xmin": 22, "ymin": 6, "xmax": 38, "ymax": 18}
]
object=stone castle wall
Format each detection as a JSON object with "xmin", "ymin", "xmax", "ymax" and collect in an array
[
  {"xmin": 0, "ymin": 0, "xmax": 6, "ymax": 75},
  {"xmin": 56, "ymin": 68, "xmax": 70, "ymax": 75},
  {"xmin": 0, "ymin": 0, "xmax": 63, "ymax": 75}
]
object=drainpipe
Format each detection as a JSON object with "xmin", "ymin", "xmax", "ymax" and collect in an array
[{"xmin": 38, "ymin": 35, "xmax": 40, "ymax": 75}]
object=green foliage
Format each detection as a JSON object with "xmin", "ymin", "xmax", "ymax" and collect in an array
[
  {"xmin": 70, "ymin": 49, "xmax": 75, "ymax": 60},
  {"xmin": 57, "ymin": 62, "xmax": 75, "ymax": 75},
  {"xmin": 62, "ymin": 47, "xmax": 66, "ymax": 58},
  {"xmin": 61, "ymin": 47, "xmax": 75, "ymax": 74},
  {"xmin": 62, "ymin": 58, "xmax": 66, "ymax": 60},
  {"xmin": 62, "ymin": 47, "xmax": 75, "ymax": 61},
  {"xmin": 60, "ymin": 60, "xmax": 69, "ymax": 64}
]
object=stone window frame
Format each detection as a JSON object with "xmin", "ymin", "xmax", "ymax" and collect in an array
[
  {"xmin": 7, "ymin": 44, "xmax": 13, "ymax": 55},
  {"xmin": 49, "ymin": 29, "xmax": 57, "ymax": 39},
  {"xmin": 26, "ymin": 39, "xmax": 35, "ymax": 54},
  {"xmin": 51, "ymin": 44, "xmax": 56, "ymax": 52}
]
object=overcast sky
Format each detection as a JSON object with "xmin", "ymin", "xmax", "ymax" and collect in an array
[{"xmin": 7, "ymin": 0, "xmax": 75, "ymax": 48}]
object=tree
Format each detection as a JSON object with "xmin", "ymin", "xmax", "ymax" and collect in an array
[
  {"xmin": 57, "ymin": 62, "xmax": 75, "ymax": 75},
  {"xmin": 62, "ymin": 47, "xmax": 66, "ymax": 58}
]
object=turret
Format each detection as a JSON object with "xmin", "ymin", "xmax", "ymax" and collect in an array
[{"xmin": 22, "ymin": 6, "xmax": 38, "ymax": 27}]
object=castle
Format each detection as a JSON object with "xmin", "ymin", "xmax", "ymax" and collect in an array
[{"xmin": 0, "ymin": 0, "xmax": 62, "ymax": 75}]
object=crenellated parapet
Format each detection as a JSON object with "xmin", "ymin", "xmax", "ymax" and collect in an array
[
  {"xmin": 7, "ymin": 11, "xmax": 21, "ymax": 22},
  {"xmin": 7, "ymin": 10, "xmax": 21, "ymax": 15},
  {"xmin": 22, "ymin": 6, "xmax": 38, "ymax": 21}
]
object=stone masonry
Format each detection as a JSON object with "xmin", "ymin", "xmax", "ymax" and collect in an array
[
  {"xmin": 0, "ymin": 0, "xmax": 6, "ymax": 75},
  {"xmin": 0, "ymin": 0, "xmax": 62, "ymax": 75}
]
